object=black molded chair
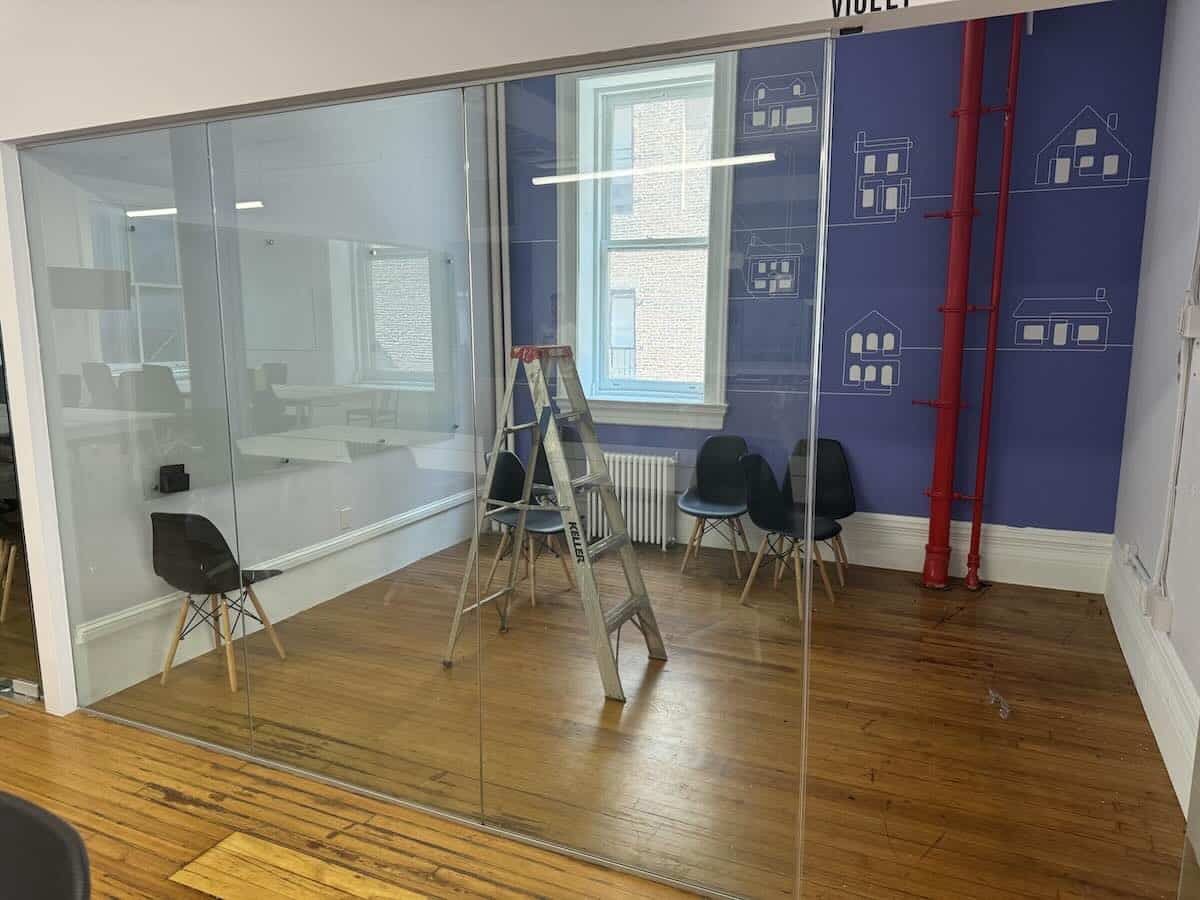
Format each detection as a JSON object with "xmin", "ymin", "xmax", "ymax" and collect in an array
[
  {"xmin": 0, "ymin": 792, "xmax": 89, "ymax": 900},
  {"xmin": 151, "ymin": 512, "xmax": 286, "ymax": 692},
  {"xmin": 81, "ymin": 362, "xmax": 118, "ymax": 409},
  {"xmin": 787, "ymin": 438, "xmax": 856, "ymax": 587},
  {"xmin": 738, "ymin": 453, "xmax": 839, "ymax": 614},
  {"xmin": 485, "ymin": 451, "xmax": 574, "ymax": 606},
  {"xmin": 532, "ymin": 425, "xmax": 584, "ymax": 497},
  {"xmin": 677, "ymin": 435, "xmax": 751, "ymax": 577}
]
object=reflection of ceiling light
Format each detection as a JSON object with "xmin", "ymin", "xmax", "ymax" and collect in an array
[
  {"xmin": 126, "ymin": 207, "xmax": 177, "ymax": 218},
  {"xmin": 125, "ymin": 200, "xmax": 264, "ymax": 218},
  {"xmin": 531, "ymin": 152, "xmax": 776, "ymax": 186}
]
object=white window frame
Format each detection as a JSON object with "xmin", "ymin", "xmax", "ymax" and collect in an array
[{"xmin": 554, "ymin": 55, "xmax": 736, "ymax": 430}]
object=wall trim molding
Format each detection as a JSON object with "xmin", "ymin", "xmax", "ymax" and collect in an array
[
  {"xmin": 1104, "ymin": 547, "xmax": 1199, "ymax": 810},
  {"xmin": 74, "ymin": 488, "xmax": 476, "ymax": 646},
  {"xmin": 686, "ymin": 509, "xmax": 1113, "ymax": 593}
]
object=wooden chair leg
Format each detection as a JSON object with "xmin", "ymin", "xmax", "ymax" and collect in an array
[
  {"xmin": 830, "ymin": 540, "xmax": 846, "ymax": 587},
  {"xmin": 554, "ymin": 535, "xmax": 575, "ymax": 587},
  {"xmin": 792, "ymin": 540, "xmax": 805, "ymax": 622},
  {"xmin": 528, "ymin": 534, "xmax": 537, "ymax": 607},
  {"xmin": 208, "ymin": 594, "xmax": 222, "ymax": 648},
  {"xmin": 161, "ymin": 596, "xmax": 191, "ymax": 685},
  {"xmin": 485, "ymin": 529, "xmax": 511, "ymax": 590},
  {"xmin": 739, "ymin": 535, "xmax": 770, "ymax": 605},
  {"xmin": 733, "ymin": 517, "xmax": 753, "ymax": 555},
  {"xmin": 773, "ymin": 553, "xmax": 783, "ymax": 589},
  {"xmin": 246, "ymin": 584, "xmax": 286, "ymax": 660},
  {"xmin": 218, "ymin": 596, "xmax": 238, "ymax": 693},
  {"xmin": 1, "ymin": 544, "xmax": 17, "ymax": 624},
  {"xmin": 813, "ymin": 542, "xmax": 836, "ymax": 605},
  {"xmin": 679, "ymin": 516, "xmax": 703, "ymax": 573}
]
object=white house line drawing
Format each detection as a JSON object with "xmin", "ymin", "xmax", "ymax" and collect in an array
[
  {"xmin": 1035, "ymin": 106, "xmax": 1132, "ymax": 189},
  {"xmin": 1012, "ymin": 288, "xmax": 1113, "ymax": 351},
  {"xmin": 853, "ymin": 132, "xmax": 914, "ymax": 223},
  {"xmin": 742, "ymin": 72, "xmax": 820, "ymax": 138},
  {"xmin": 843, "ymin": 310, "xmax": 902, "ymax": 394},
  {"xmin": 742, "ymin": 235, "xmax": 805, "ymax": 299}
]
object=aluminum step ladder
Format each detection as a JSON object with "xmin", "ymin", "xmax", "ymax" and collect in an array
[{"xmin": 443, "ymin": 344, "xmax": 667, "ymax": 702}]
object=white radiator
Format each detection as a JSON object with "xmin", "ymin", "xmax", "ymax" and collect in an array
[{"xmin": 586, "ymin": 452, "xmax": 676, "ymax": 551}]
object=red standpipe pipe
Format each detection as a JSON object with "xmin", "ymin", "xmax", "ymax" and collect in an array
[
  {"xmin": 921, "ymin": 20, "xmax": 988, "ymax": 590},
  {"xmin": 965, "ymin": 16, "xmax": 1024, "ymax": 591}
]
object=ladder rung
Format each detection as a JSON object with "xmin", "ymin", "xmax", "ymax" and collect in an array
[
  {"xmin": 570, "ymin": 471, "xmax": 610, "ymax": 492},
  {"xmin": 556, "ymin": 408, "xmax": 588, "ymax": 424},
  {"xmin": 484, "ymin": 500, "xmax": 566, "ymax": 517},
  {"xmin": 605, "ymin": 596, "xmax": 642, "ymax": 633},
  {"xmin": 464, "ymin": 586, "xmax": 512, "ymax": 613},
  {"xmin": 587, "ymin": 532, "xmax": 628, "ymax": 561},
  {"xmin": 504, "ymin": 421, "xmax": 539, "ymax": 433}
]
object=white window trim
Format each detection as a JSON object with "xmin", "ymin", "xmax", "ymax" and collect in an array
[{"xmin": 554, "ymin": 54, "xmax": 736, "ymax": 430}]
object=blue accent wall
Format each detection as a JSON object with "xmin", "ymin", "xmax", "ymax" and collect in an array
[{"xmin": 505, "ymin": 0, "xmax": 1166, "ymax": 534}]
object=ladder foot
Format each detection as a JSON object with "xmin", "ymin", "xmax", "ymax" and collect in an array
[{"xmin": 442, "ymin": 659, "xmax": 454, "ymax": 668}]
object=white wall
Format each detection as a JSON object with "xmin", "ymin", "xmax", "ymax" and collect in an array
[
  {"xmin": 0, "ymin": 0, "xmax": 1098, "ymax": 142},
  {"xmin": 1106, "ymin": 0, "xmax": 1200, "ymax": 809}
]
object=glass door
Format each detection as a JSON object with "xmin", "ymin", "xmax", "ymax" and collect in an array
[
  {"xmin": 207, "ymin": 88, "xmax": 489, "ymax": 818},
  {"xmin": 479, "ymin": 36, "xmax": 831, "ymax": 897}
]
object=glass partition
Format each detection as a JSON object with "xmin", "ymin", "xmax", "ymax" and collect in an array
[
  {"xmin": 21, "ymin": 126, "xmax": 253, "ymax": 746},
  {"xmin": 481, "ymin": 36, "xmax": 829, "ymax": 897},
  {"xmin": 19, "ymin": 36, "xmax": 829, "ymax": 899}
]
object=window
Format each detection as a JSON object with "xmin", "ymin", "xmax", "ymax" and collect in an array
[
  {"xmin": 556, "ymin": 56, "xmax": 736, "ymax": 429},
  {"xmin": 90, "ymin": 202, "xmax": 188, "ymax": 371},
  {"xmin": 356, "ymin": 246, "xmax": 442, "ymax": 388}
]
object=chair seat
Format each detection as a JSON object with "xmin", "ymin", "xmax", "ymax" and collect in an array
[
  {"xmin": 773, "ymin": 512, "xmax": 841, "ymax": 542},
  {"xmin": 492, "ymin": 508, "xmax": 565, "ymax": 534},
  {"xmin": 677, "ymin": 488, "xmax": 747, "ymax": 519}
]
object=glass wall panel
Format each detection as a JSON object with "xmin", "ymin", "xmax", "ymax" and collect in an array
[
  {"xmin": 206, "ymin": 87, "xmax": 489, "ymax": 817},
  {"xmin": 481, "ymin": 37, "xmax": 829, "ymax": 897},
  {"xmin": 21, "ymin": 128, "xmax": 252, "ymax": 748}
]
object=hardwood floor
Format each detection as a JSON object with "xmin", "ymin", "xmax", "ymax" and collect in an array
[
  {"xmin": 91, "ymin": 536, "xmax": 1183, "ymax": 899},
  {"xmin": 0, "ymin": 699, "xmax": 688, "ymax": 898}
]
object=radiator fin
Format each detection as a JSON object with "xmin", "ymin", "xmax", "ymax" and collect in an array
[{"xmin": 586, "ymin": 452, "xmax": 675, "ymax": 551}]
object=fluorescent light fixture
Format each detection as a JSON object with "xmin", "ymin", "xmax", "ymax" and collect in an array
[
  {"xmin": 126, "ymin": 207, "xmax": 177, "ymax": 218},
  {"xmin": 531, "ymin": 152, "xmax": 776, "ymax": 186},
  {"xmin": 126, "ymin": 200, "xmax": 264, "ymax": 218}
]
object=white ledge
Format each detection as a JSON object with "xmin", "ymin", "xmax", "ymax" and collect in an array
[{"xmin": 588, "ymin": 398, "xmax": 727, "ymax": 429}]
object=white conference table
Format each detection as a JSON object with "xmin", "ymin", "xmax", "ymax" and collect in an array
[
  {"xmin": 236, "ymin": 425, "xmax": 478, "ymax": 473},
  {"xmin": 0, "ymin": 404, "xmax": 171, "ymax": 442}
]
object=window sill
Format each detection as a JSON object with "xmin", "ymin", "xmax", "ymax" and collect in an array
[{"xmin": 588, "ymin": 398, "xmax": 727, "ymax": 430}]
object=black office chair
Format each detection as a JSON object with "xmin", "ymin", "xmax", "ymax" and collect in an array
[
  {"xmin": 81, "ymin": 362, "xmax": 118, "ymax": 409},
  {"xmin": 151, "ymin": 512, "xmax": 286, "ymax": 692},
  {"xmin": 141, "ymin": 364, "xmax": 186, "ymax": 414},
  {"xmin": 485, "ymin": 451, "xmax": 574, "ymax": 606},
  {"xmin": 677, "ymin": 435, "xmax": 751, "ymax": 577},
  {"xmin": 0, "ymin": 792, "xmax": 89, "ymax": 900},
  {"xmin": 532, "ymin": 425, "xmax": 584, "ymax": 496},
  {"xmin": 788, "ymin": 438, "xmax": 855, "ymax": 587},
  {"xmin": 58, "ymin": 374, "xmax": 83, "ymax": 408},
  {"xmin": 738, "ymin": 453, "xmax": 839, "ymax": 613}
]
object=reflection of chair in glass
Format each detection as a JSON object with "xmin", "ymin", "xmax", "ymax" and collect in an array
[
  {"xmin": 81, "ymin": 362, "xmax": 118, "ymax": 408},
  {"xmin": 677, "ymin": 435, "xmax": 752, "ymax": 577},
  {"xmin": 738, "ymin": 453, "xmax": 838, "ymax": 613},
  {"xmin": 346, "ymin": 389, "xmax": 400, "ymax": 427},
  {"xmin": 0, "ymin": 524, "xmax": 21, "ymax": 625},
  {"xmin": 0, "ymin": 791, "xmax": 90, "ymax": 900},
  {"xmin": 787, "ymin": 438, "xmax": 855, "ymax": 587},
  {"xmin": 486, "ymin": 451, "xmax": 574, "ymax": 605},
  {"xmin": 151, "ymin": 512, "xmax": 286, "ymax": 692},
  {"xmin": 260, "ymin": 362, "xmax": 288, "ymax": 386},
  {"xmin": 140, "ymin": 364, "xmax": 186, "ymax": 413}
]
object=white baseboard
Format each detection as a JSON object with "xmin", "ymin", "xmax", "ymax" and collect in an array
[
  {"xmin": 679, "ymin": 509, "xmax": 1113, "ymax": 593},
  {"xmin": 1104, "ymin": 548, "xmax": 1199, "ymax": 810},
  {"xmin": 72, "ymin": 489, "xmax": 475, "ymax": 704}
]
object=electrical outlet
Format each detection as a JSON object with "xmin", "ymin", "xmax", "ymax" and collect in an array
[{"xmin": 337, "ymin": 507, "xmax": 352, "ymax": 530}]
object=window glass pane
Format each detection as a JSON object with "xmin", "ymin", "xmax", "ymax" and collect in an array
[
  {"xmin": 608, "ymin": 85, "xmax": 714, "ymax": 241},
  {"xmin": 365, "ymin": 249, "xmax": 435, "ymax": 383},
  {"xmin": 128, "ymin": 215, "xmax": 180, "ymax": 285},
  {"xmin": 137, "ymin": 286, "xmax": 187, "ymax": 362},
  {"xmin": 606, "ymin": 247, "xmax": 706, "ymax": 387}
]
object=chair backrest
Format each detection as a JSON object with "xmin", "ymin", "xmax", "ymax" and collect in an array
[
  {"xmin": 81, "ymin": 362, "xmax": 118, "ymax": 408},
  {"xmin": 150, "ymin": 512, "xmax": 243, "ymax": 595},
  {"xmin": 788, "ymin": 438, "xmax": 856, "ymax": 519},
  {"xmin": 739, "ymin": 453, "xmax": 788, "ymax": 533},
  {"xmin": 695, "ymin": 435, "xmax": 749, "ymax": 506},
  {"xmin": 491, "ymin": 451, "xmax": 528, "ymax": 505},
  {"xmin": 58, "ymin": 374, "xmax": 83, "ymax": 408},
  {"xmin": 532, "ymin": 426, "xmax": 584, "ymax": 487},
  {"xmin": 142, "ymin": 364, "xmax": 184, "ymax": 413},
  {"xmin": 261, "ymin": 362, "xmax": 288, "ymax": 385},
  {"xmin": 0, "ymin": 791, "xmax": 90, "ymax": 900}
]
